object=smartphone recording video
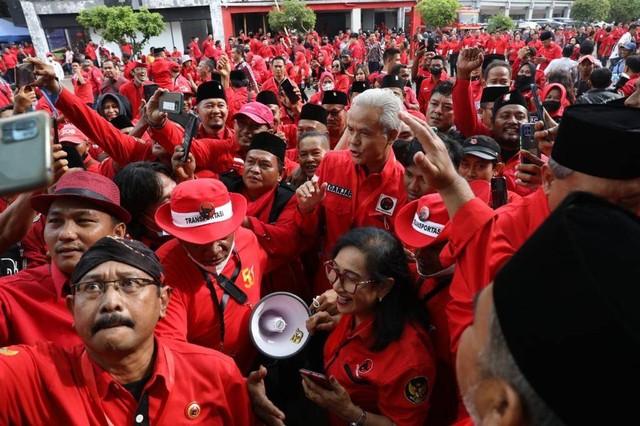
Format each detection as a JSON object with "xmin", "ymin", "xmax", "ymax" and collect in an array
[
  {"xmin": 15, "ymin": 63, "xmax": 36, "ymax": 88},
  {"xmin": 0, "ymin": 111, "xmax": 52, "ymax": 196}
]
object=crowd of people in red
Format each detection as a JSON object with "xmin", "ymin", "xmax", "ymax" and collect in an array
[{"xmin": 1, "ymin": 18, "xmax": 640, "ymax": 426}]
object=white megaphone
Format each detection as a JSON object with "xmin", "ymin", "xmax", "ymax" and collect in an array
[{"xmin": 249, "ymin": 292, "xmax": 312, "ymax": 359}]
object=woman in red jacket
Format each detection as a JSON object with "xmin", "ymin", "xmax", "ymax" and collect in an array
[
  {"xmin": 303, "ymin": 227, "xmax": 436, "ymax": 426},
  {"xmin": 331, "ymin": 59, "xmax": 351, "ymax": 93}
]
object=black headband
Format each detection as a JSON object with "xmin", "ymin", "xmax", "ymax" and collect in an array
[{"xmin": 71, "ymin": 236, "xmax": 165, "ymax": 285}]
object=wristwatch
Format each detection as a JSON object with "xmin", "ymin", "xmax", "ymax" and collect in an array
[{"xmin": 349, "ymin": 407, "xmax": 367, "ymax": 426}]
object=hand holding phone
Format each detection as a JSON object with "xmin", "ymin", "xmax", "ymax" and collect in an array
[{"xmin": 299, "ymin": 369, "xmax": 332, "ymax": 390}]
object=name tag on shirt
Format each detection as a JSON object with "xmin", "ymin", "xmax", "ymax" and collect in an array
[{"xmin": 327, "ymin": 183, "xmax": 353, "ymax": 198}]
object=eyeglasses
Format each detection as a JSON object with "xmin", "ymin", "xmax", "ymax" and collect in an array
[
  {"xmin": 72, "ymin": 278, "xmax": 159, "ymax": 299},
  {"xmin": 327, "ymin": 108, "xmax": 345, "ymax": 116},
  {"xmin": 324, "ymin": 260, "xmax": 377, "ymax": 294}
]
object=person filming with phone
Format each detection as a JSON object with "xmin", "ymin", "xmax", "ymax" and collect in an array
[{"xmin": 302, "ymin": 227, "xmax": 435, "ymax": 426}]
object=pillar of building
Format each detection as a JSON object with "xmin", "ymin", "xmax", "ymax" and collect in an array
[
  {"xmin": 397, "ymin": 7, "xmax": 404, "ymax": 31},
  {"xmin": 527, "ymin": 1, "xmax": 534, "ymax": 19},
  {"xmin": 209, "ymin": 0, "xmax": 226, "ymax": 48},
  {"xmin": 19, "ymin": 1, "xmax": 48, "ymax": 58},
  {"xmin": 351, "ymin": 8, "xmax": 362, "ymax": 33}
]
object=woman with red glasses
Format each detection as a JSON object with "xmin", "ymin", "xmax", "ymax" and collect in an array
[{"xmin": 302, "ymin": 227, "xmax": 435, "ymax": 426}]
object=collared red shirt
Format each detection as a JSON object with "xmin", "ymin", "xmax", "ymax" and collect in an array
[
  {"xmin": 324, "ymin": 314, "xmax": 435, "ymax": 425},
  {"xmin": 155, "ymin": 227, "xmax": 267, "ymax": 374},
  {"xmin": 296, "ymin": 149, "xmax": 406, "ymax": 295},
  {"xmin": 0, "ymin": 262, "xmax": 80, "ymax": 347},
  {"xmin": 0, "ymin": 338, "xmax": 252, "ymax": 425}
]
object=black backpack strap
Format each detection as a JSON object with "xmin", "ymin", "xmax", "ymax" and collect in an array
[{"xmin": 268, "ymin": 181, "xmax": 296, "ymax": 223}]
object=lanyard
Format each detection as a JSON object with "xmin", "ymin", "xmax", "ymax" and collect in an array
[{"xmin": 201, "ymin": 250, "xmax": 245, "ymax": 353}]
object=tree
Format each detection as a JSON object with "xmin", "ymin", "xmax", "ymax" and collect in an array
[
  {"xmin": 608, "ymin": 0, "xmax": 640, "ymax": 24},
  {"xmin": 487, "ymin": 13, "xmax": 515, "ymax": 33},
  {"xmin": 416, "ymin": 0, "xmax": 461, "ymax": 29},
  {"xmin": 571, "ymin": 0, "xmax": 610, "ymax": 23},
  {"xmin": 77, "ymin": 6, "xmax": 164, "ymax": 58},
  {"xmin": 268, "ymin": 0, "xmax": 317, "ymax": 34}
]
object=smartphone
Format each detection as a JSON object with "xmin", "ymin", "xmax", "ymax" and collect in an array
[
  {"xmin": 530, "ymin": 83, "xmax": 545, "ymax": 125},
  {"xmin": 158, "ymin": 91, "xmax": 184, "ymax": 114},
  {"xmin": 15, "ymin": 63, "xmax": 35, "ymax": 88},
  {"xmin": 143, "ymin": 83, "xmax": 159, "ymax": 102},
  {"xmin": 299, "ymin": 368, "xmax": 332, "ymax": 390},
  {"xmin": 181, "ymin": 112, "xmax": 200, "ymax": 162},
  {"xmin": 0, "ymin": 111, "xmax": 52, "ymax": 196},
  {"xmin": 520, "ymin": 123, "xmax": 539, "ymax": 165},
  {"xmin": 280, "ymin": 79, "xmax": 300, "ymax": 104},
  {"xmin": 490, "ymin": 176, "xmax": 508, "ymax": 209}
]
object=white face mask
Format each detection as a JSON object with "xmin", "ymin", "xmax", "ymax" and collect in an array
[{"xmin": 322, "ymin": 82, "xmax": 334, "ymax": 91}]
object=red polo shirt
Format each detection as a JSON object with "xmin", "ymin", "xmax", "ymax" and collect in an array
[
  {"xmin": 0, "ymin": 338, "xmax": 252, "ymax": 425},
  {"xmin": 324, "ymin": 314, "xmax": 436, "ymax": 425},
  {"xmin": 155, "ymin": 227, "xmax": 267, "ymax": 374}
]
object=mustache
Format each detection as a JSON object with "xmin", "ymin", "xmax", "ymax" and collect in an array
[{"xmin": 91, "ymin": 315, "xmax": 135, "ymax": 335}]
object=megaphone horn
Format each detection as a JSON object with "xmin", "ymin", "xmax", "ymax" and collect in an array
[{"xmin": 249, "ymin": 292, "xmax": 312, "ymax": 359}]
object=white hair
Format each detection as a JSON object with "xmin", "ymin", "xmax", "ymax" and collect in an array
[{"xmin": 351, "ymin": 88, "xmax": 402, "ymax": 135}]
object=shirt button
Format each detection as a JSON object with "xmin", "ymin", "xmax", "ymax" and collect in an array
[{"xmin": 136, "ymin": 414, "xmax": 144, "ymax": 423}]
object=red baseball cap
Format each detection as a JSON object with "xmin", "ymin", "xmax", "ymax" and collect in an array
[
  {"xmin": 155, "ymin": 179, "xmax": 247, "ymax": 244},
  {"xmin": 395, "ymin": 180, "xmax": 491, "ymax": 249},
  {"xmin": 169, "ymin": 61, "xmax": 180, "ymax": 72},
  {"xmin": 232, "ymin": 102, "xmax": 273, "ymax": 128},
  {"xmin": 58, "ymin": 124, "xmax": 89, "ymax": 145},
  {"xmin": 30, "ymin": 170, "xmax": 131, "ymax": 223}
]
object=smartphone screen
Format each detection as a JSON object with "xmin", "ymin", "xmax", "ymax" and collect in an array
[
  {"xmin": 181, "ymin": 113, "xmax": 200, "ymax": 162},
  {"xmin": 280, "ymin": 79, "xmax": 300, "ymax": 104},
  {"xmin": 15, "ymin": 63, "xmax": 35, "ymax": 88},
  {"xmin": 143, "ymin": 83, "xmax": 159, "ymax": 102},
  {"xmin": 490, "ymin": 176, "xmax": 508, "ymax": 209}
]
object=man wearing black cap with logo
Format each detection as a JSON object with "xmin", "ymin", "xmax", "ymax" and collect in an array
[
  {"xmin": 0, "ymin": 236, "xmax": 253, "ymax": 424},
  {"xmin": 0, "ymin": 171, "xmax": 130, "ymax": 348},
  {"xmin": 399, "ymin": 102, "xmax": 640, "ymax": 356},
  {"xmin": 456, "ymin": 192, "xmax": 640, "ymax": 426},
  {"xmin": 321, "ymin": 90, "xmax": 349, "ymax": 149},
  {"xmin": 535, "ymin": 31, "xmax": 562, "ymax": 73}
]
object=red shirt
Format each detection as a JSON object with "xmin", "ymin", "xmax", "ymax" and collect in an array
[
  {"xmin": 202, "ymin": 39, "xmax": 216, "ymax": 58},
  {"xmin": 189, "ymin": 41, "xmax": 202, "ymax": 59},
  {"xmin": 324, "ymin": 314, "xmax": 435, "ymax": 425},
  {"xmin": 0, "ymin": 263, "xmax": 79, "ymax": 347},
  {"xmin": 442, "ymin": 188, "xmax": 550, "ymax": 352},
  {"xmin": 155, "ymin": 227, "xmax": 267, "ymax": 374},
  {"xmin": 537, "ymin": 42, "xmax": 562, "ymax": 72},
  {"xmin": 417, "ymin": 74, "xmax": 448, "ymax": 113},
  {"xmin": 2, "ymin": 52, "xmax": 17, "ymax": 69},
  {"xmin": 119, "ymin": 80, "xmax": 151, "ymax": 120},
  {"xmin": 296, "ymin": 150, "xmax": 406, "ymax": 295},
  {"xmin": 150, "ymin": 58, "xmax": 173, "ymax": 90},
  {"xmin": 72, "ymin": 70, "xmax": 95, "ymax": 104},
  {"xmin": 0, "ymin": 339, "xmax": 252, "ymax": 425}
]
